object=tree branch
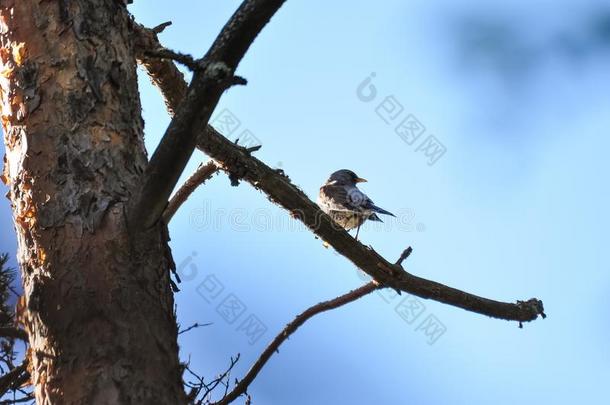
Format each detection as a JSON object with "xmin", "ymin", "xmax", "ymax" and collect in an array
[
  {"xmin": 197, "ymin": 125, "xmax": 546, "ymax": 322},
  {"xmin": 142, "ymin": 48, "xmax": 201, "ymax": 71},
  {"xmin": 134, "ymin": 23, "xmax": 188, "ymax": 117},
  {"xmin": 129, "ymin": 0, "xmax": 287, "ymax": 230},
  {"xmin": 135, "ymin": 24, "xmax": 545, "ymax": 325},
  {"xmin": 0, "ymin": 327, "xmax": 28, "ymax": 342},
  {"xmin": 177, "ymin": 321, "xmax": 213, "ymax": 336},
  {"xmin": 162, "ymin": 161, "xmax": 219, "ymax": 224},
  {"xmin": 0, "ymin": 362, "xmax": 29, "ymax": 398},
  {"xmin": 213, "ymin": 281, "xmax": 381, "ymax": 405}
]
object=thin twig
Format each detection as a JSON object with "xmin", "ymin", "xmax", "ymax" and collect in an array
[
  {"xmin": 151, "ymin": 21, "xmax": 172, "ymax": 34},
  {"xmin": 395, "ymin": 246, "xmax": 413, "ymax": 266},
  {"xmin": 183, "ymin": 354, "xmax": 242, "ymax": 404},
  {"xmin": 202, "ymin": 355, "xmax": 240, "ymax": 403},
  {"xmin": 0, "ymin": 395, "xmax": 35, "ymax": 404},
  {"xmin": 212, "ymin": 282, "xmax": 380, "ymax": 405},
  {"xmin": 163, "ymin": 161, "xmax": 219, "ymax": 224},
  {"xmin": 178, "ymin": 322, "xmax": 213, "ymax": 335},
  {"xmin": 184, "ymin": 365, "xmax": 205, "ymax": 403}
]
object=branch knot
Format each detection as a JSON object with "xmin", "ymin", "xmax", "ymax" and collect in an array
[
  {"xmin": 517, "ymin": 298, "xmax": 546, "ymax": 320},
  {"xmin": 204, "ymin": 61, "xmax": 232, "ymax": 81}
]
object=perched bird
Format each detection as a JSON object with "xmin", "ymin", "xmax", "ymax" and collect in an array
[{"xmin": 317, "ymin": 169, "xmax": 395, "ymax": 240}]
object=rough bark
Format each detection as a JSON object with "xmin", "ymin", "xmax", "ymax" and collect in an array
[{"xmin": 0, "ymin": 1, "xmax": 185, "ymax": 403}]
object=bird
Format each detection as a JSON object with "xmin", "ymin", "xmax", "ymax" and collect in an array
[{"xmin": 317, "ymin": 169, "xmax": 395, "ymax": 240}]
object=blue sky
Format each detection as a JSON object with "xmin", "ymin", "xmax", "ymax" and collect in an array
[{"xmin": 2, "ymin": 1, "xmax": 609, "ymax": 404}]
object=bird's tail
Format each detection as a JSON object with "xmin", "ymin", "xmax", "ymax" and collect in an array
[
  {"xmin": 368, "ymin": 213, "xmax": 383, "ymax": 222},
  {"xmin": 371, "ymin": 205, "xmax": 395, "ymax": 217}
]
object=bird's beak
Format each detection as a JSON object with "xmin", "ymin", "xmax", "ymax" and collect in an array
[{"xmin": 355, "ymin": 177, "xmax": 368, "ymax": 183}]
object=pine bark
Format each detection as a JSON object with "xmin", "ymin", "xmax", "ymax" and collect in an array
[{"xmin": 0, "ymin": 1, "xmax": 186, "ymax": 403}]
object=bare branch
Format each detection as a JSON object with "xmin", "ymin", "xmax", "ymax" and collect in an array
[
  {"xmin": 0, "ymin": 395, "xmax": 35, "ymax": 404},
  {"xmin": 143, "ymin": 48, "xmax": 201, "ymax": 71},
  {"xmin": 212, "ymin": 282, "xmax": 380, "ymax": 405},
  {"xmin": 184, "ymin": 355, "xmax": 240, "ymax": 404},
  {"xmin": 163, "ymin": 161, "xmax": 219, "ymax": 224},
  {"xmin": 178, "ymin": 322, "xmax": 213, "ymax": 336},
  {"xmin": 136, "ymin": 25, "xmax": 545, "ymax": 325},
  {"xmin": 130, "ymin": 0, "xmax": 287, "ymax": 230},
  {"xmin": 151, "ymin": 21, "xmax": 173, "ymax": 34},
  {"xmin": 134, "ymin": 23, "xmax": 188, "ymax": 116},
  {"xmin": 197, "ymin": 125, "xmax": 546, "ymax": 322},
  {"xmin": 0, "ymin": 328, "xmax": 27, "ymax": 342},
  {"xmin": 0, "ymin": 362, "xmax": 29, "ymax": 398},
  {"xmin": 202, "ymin": 354, "xmax": 240, "ymax": 403},
  {"xmin": 395, "ymin": 246, "xmax": 413, "ymax": 266}
]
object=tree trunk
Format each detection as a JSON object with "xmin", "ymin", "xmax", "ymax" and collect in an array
[{"xmin": 0, "ymin": 1, "xmax": 186, "ymax": 403}]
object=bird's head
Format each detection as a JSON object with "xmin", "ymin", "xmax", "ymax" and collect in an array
[{"xmin": 326, "ymin": 169, "xmax": 368, "ymax": 186}]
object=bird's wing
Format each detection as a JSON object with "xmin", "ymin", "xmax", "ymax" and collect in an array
[
  {"xmin": 345, "ymin": 187, "xmax": 375, "ymax": 211},
  {"xmin": 346, "ymin": 187, "xmax": 396, "ymax": 217},
  {"xmin": 368, "ymin": 204, "xmax": 395, "ymax": 217},
  {"xmin": 319, "ymin": 185, "xmax": 366, "ymax": 213},
  {"xmin": 319, "ymin": 185, "xmax": 395, "ymax": 216}
]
